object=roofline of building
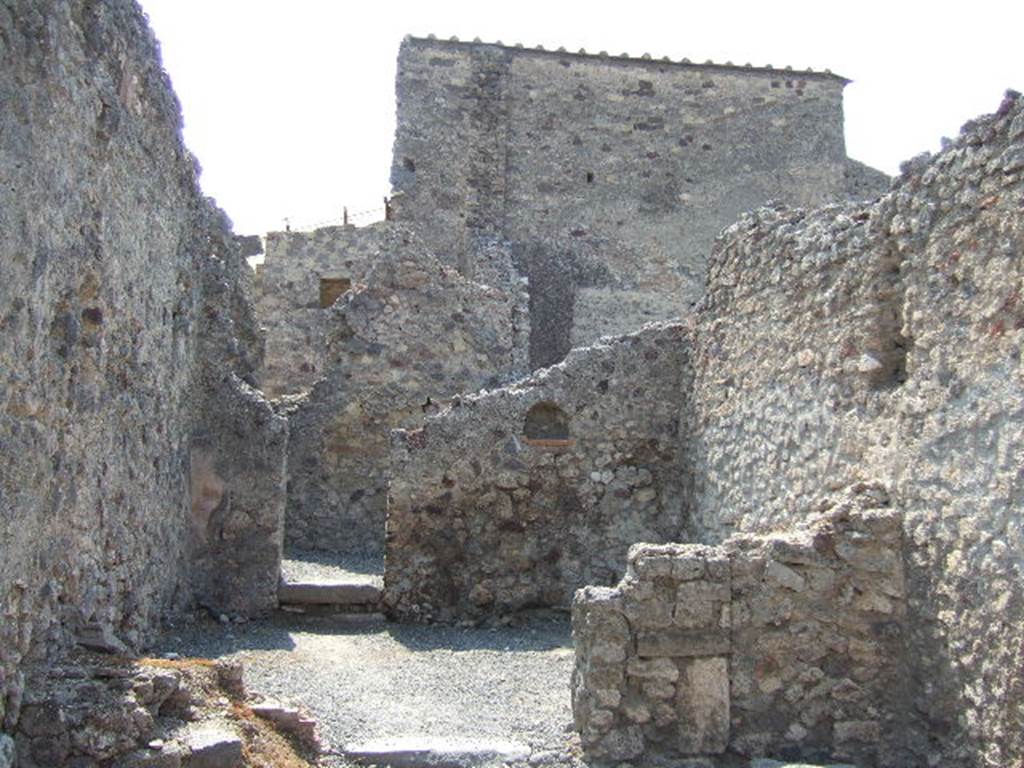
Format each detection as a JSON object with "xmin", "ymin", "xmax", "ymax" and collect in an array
[{"xmin": 403, "ymin": 35, "xmax": 852, "ymax": 86}]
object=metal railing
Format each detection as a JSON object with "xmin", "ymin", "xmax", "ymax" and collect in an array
[{"xmin": 281, "ymin": 198, "xmax": 391, "ymax": 233}]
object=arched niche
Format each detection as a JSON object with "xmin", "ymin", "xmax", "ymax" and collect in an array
[{"xmin": 523, "ymin": 401, "xmax": 571, "ymax": 446}]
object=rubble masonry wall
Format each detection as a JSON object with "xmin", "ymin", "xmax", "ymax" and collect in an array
[
  {"xmin": 283, "ymin": 227, "xmax": 527, "ymax": 554},
  {"xmin": 391, "ymin": 37, "xmax": 888, "ymax": 367},
  {"xmin": 0, "ymin": 0, "xmax": 286, "ymax": 738},
  {"xmin": 572, "ymin": 491, "xmax": 913, "ymax": 766},
  {"xmin": 256, "ymin": 222, "xmax": 392, "ymax": 398},
  {"xmin": 687, "ymin": 92, "xmax": 1024, "ymax": 765},
  {"xmin": 385, "ymin": 322, "xmax": 691, "ymax": 621}
]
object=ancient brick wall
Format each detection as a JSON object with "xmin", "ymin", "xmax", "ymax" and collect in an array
[
  {"xmin": 0, "ymin": 0, "xmax": 286, "ymax": 738},
  {"xmin": 688, "ymin": 92, "xmax": 1024, "ymax": 765},
  {"xmin": 256, "ymin": 222, "xmax": 392, "ymax": 397},
  {"xmin": 572, "ymin": 489, "xmax": 913, "ymax": 766},
  {"xmin": 385, "ymin": 322, "xmax": 692, "ymax": 621},
  {"xmin": 392, "ymin": 37, "xmax": 888, "ymax": 367},
  {"xmin": 282, "ymin": 227, "xmax": 527, "ymax": 555}
]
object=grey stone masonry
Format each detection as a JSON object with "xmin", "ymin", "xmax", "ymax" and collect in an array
[
  {"xmin": 572, "ymin": 486, "xmax": 912, "ymax": 766},
  {"xmin": 392, "ymin": 37, "xmax": 888, "ymax": 367},
  {"xmin": 689, "ymin": 91, "xmax": 1024, "ymax": 766},
  {"xmin": 281, "ymin": 226, "xmax": 527, "ymax": 555},
  {"xmin": 385, "ymin": 322, "xmax": 691, "ymax": 622},
  {"xmin": 0, "ymin": 0, "xmax": 286, "ymax": 737},
  {"xmin": 256, "ymin": 222, "xmax": 392, "ymax": 398}
]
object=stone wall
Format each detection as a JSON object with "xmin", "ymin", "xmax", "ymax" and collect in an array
[
  {"xmin": 282, "ymin": 226, "xmax": 527, "ymax": 555},
  {"xmin": 392, "ymin": 37, "xmax": 889, "ymax": 367},
  {"xmin": 255, "ymin": 222, "xmax": 392, "ymax": 397},
  {"xmin": 572, "ymin": 488, "xmax": 914, "ymax": 766},
  {"xmin": 385, "ymin": 322, "xmax": 691, "ymax": 621},
  {"xmin": 687, "ymin": 92, "xmax": 1024, "ymax": 765},
  {"xmin": 0, "ymin": 0, "xmax": 286, "ymax": 739}
]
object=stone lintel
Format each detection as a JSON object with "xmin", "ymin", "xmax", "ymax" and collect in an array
[{"xmin": 637, "ymin": 629, "xmax": 730, "ymax": 658}]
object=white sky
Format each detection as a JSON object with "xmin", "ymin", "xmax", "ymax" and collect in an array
[{"xmin": 140, "ymin": 0, "xmax": 1022, "ymax": 236}]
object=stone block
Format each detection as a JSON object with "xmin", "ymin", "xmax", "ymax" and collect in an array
[
  {"xmin": 277, "ymin": 580, "xmax": 382, "ymax": 606},
  {"xmin": 76, "ymin": 623, "xmax": 129, "ymax": 654},
  {"xmin": 637, "ymin": 629, "xmax": 730, "ymax": 658},
  {"xmin": 343, "ymin": 737, "xmax": 531, "ymax": 767},
  {"xmin": 117, "ymin": 743, "xmax": 187, "ymax": 768},
  {"xmin": 626, "ymin": 658, "xmax": 679, "ymax": 682},
  {"xmin": 834, "ymin": 542, "xmax": 900, "ymax": 575},
  {"xmin": 672, "ymin": 556, "xmax": 706, "ymax": 581},
  {"xmin": 675, "ymin": 580, "xmax": 730, "ymax": 628},
  {"xmin": 834, "ymin": 719, "xmax": 881, "ymax": 744},
  {"xmin": 764, "ymin": 560, "xmax": 807, "ymax": 593},
  {"xmin": 595, "ymin": 726, "xmax": 645, "ymax": 761},
  {"xmin": 676, "ymin": 656, "xmax": 729, "ymax": 755},
  {"xmin": 186, "ymin": 726, "xmax": 242, "ymax": 768}
]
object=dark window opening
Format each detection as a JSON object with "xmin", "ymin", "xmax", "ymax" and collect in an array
[
  {"xmin": 403, "ymin": 157, "xmax": 416, "ymax": 172},
  {"xmin": 319, "ymin": 277, "xmax": 352, "ymax": 308},
  {"xmin": 586, "ymin": 171, "xmax": 594, "ymax": 183}
]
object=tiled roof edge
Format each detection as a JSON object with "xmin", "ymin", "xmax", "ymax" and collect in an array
[{"xmin": 404, "ymin": 35, "xmax": 851, "ymax": 85}]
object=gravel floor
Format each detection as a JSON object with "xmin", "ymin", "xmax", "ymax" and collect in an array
[
  {"xmin": 281, "ymin": 549, "xmax": 384, "ymax": 586},
  {"xmin": 155, "ymin": 611, "xmax": 584, "ymax": 767}
]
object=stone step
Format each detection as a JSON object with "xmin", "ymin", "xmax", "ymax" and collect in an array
[
  {"xmin": 343, "ymin": 737, "xmax": 531, "ymax": 767},
  {"xmin": 750, "ymin": 760, "xmax": 858, "ymax": 768},
  {"xmin": 278, "ymin": 579, "xmax": 382, "ymax": 607}
]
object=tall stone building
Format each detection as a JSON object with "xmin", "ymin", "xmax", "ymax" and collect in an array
[{"xmin": 390, "ymin": 36, "xmax": 888, "ymax": 366}]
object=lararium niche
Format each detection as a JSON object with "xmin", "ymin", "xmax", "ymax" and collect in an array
[{"xmin": 523, "ymin": 401, "xmax": 572, "ymax": 447}]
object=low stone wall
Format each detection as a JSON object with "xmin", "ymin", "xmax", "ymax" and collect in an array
[
  {"xmin": 572, "ymin": 486, "xmax": 911, "ymax": 766},
  {"xmin": 385, "ymin": 322, "xmax": 692, "ymax": 622}
]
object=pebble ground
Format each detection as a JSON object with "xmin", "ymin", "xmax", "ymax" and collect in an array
[{"xmin": 156, "ymin": 611, "xmax": 584, "ymax": 767}]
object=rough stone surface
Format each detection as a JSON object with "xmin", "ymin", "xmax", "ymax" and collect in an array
[
  {"xmin": 385, "ymin": 322, "xmax": 691, "ymax": 621},
  {"xmin": 343, "ymin": 737, "xmax": 531, "ymax": 767},
  {"xmin": 10, "ymin": 655, "xmax": 244, "ymax": 768},
  {"xmin": 391, "ymin": 37, "xmax": 888, "ymax": 366},
  {"xmin": 4, "ymin": 5, "xmax": 1022, "ymax": 766},
  {"xmin": 688, "ymin": 91, "xmax": 1024, "ymax": 766},
  {"xmin": 254, "ymin": 37, "xmax": 887, "ymax": 425},
  {"xmin": 572, "ymin": 496, "xmax": 910, "ymax": 765},
  {"xmin": 0, "ymin": 0, "xmax": 286, "ymax": 739},
  {"xmin": 0, "ymin": 734, "xmax": 12, "ymax": 768},
  {"xmin": 277, "ymin": 580, "xmax": 382, "ymax": 607},
  {"xmin": 280, "ymin": 227, "xmax": 527, "ymax": 555},
  {"xmin": 185, "ymin": 725, "xmax": 243, "ymax": 768},
  {"xmin": 255, "ymin": 222, "xmax": 392, "ymax": 398}
]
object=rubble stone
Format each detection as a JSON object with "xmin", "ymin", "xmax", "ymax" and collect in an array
[
  {"xmin": 385, "ymin": 322, "xmax": 690, "ymax": 621},
  {"xmin": 280, "ymin": 228, "xmax": 527, "ymax": 554},
  {"xmin": 688, "ymin": 90, "xmax": 1024, "ymax": 766},
  {"xmin": 573, "ymin": 499, "xmax": 909, "ymax": 765},
  {"xmin": 0, "ymin": 0, "xmax": 286, "ymax": 739},
  {"xmin": 185, "ymin": 726, "xmax": 242, "ymax": 768},
  {"xmin": 391, "ymin": 37, "xmax": 888, "ymax": 366}
]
